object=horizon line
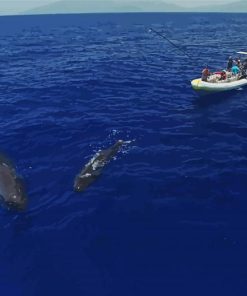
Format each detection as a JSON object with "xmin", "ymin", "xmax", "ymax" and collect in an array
[{"xmin": 1, "ymin": 11, "xmax": 247, "ymax": 17}]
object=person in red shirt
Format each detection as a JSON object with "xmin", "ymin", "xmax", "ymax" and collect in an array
[
  {"xmin": 201, "ymin": 66, "xmax": 210, "ymax": 82},
  {"xmin": 220, "ymin": 70, "xmax": 226, "ymax": 80}
]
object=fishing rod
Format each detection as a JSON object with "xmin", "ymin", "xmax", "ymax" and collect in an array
[
  {"xmin": 148, "ymin": 27, "xmax": 214, "ymax": 69},
  {"xmin": 148, "ymin": 28, "xmax": 193, "ymax": 60}
]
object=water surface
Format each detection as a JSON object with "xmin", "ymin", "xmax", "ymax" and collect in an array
[{"xmin": 0, "ymin": 13, "xmax": 247, "ymax": 296}]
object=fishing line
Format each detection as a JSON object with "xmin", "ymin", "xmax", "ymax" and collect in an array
[
  {"xmin": 148, "ymin": 28, "xmax": 193, "ymax": 60},
  {"xmin": 148, "ymin": 27, "xmax": 215, "ymax": 70}
]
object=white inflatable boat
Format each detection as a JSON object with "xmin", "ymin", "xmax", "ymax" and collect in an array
[
  {"xmin": 191, "ymin": 76, "xmax": 247, "ymax": 95},
  {"xmin": 191, "ymin": 51, "xmax": 247, "ymax": 95}
]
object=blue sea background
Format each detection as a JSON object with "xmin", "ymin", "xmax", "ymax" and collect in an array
[{"xmin": 0, "ymin": 12, "xmax": 247, "ymax": 295}]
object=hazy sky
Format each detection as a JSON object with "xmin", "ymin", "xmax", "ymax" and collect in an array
[
  {"xmin": 0, "ymin": 0, "xmax": 239, "ymax": 15},
  {"xmin": 0, "ymin": 1, "xmax": 54, "ymax": 14},
  {"xmin": 173, "ymin": 0, "xmax": 236, "ymax": 7}
]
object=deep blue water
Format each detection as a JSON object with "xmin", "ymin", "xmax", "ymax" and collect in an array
[{"xmin": 1, "ymin": 12, "xmax": 247, "ymax": 296}]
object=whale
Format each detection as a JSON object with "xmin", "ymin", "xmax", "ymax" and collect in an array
[
  {"xmin": 0, "ymin": 156, "xmax": 27, "ymax": 211},
  {"xmin": 74, "ymin": 140, "xmax": 124, "ymax": 192}
]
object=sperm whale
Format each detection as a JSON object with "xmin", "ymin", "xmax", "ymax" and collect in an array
[
  {"xmin": 0, "ymin": 156, "xmax": 27, "ymax": 211},
  {"xmin": 73, "ymin": 140, "xmax": 124, "ymax": 192}
]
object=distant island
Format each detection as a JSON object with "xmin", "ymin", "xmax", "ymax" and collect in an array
[
  {"xmin": 22, "ymin": 0, "xmax": 247, "ymax": 15},
  {"xmin": 195, "ymin": 0, "xmax": 247, "ymax": 12}
]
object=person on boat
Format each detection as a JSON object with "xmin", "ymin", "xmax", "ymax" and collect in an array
[
  {"xmin": 239, "ymin": 61, "xmax": 247, "ymax": 78},
  {"xmin": 227, "ymin": 56, "xmax": 233, "ymax": 71},
  {"xmin": 214, "ymin": 70, "xmax": 226, "ymax": 81},
  {"xmin": 242, "ymin": 59, "xmax": 247, "ymax": 73},
  {"xmin": 236, "ymin": 58, "xmax": 241, "ymax": 68},
  {"xmin": 231, "ymin": 65, "xmax": 240, "ymax": 76},
  {"xmin": 201, "ymin": 66, "xmax": 210, "ymax": 82},
  {"xmin": 220, "ymin": 70, "xmax": 226, "ymax": 80}
]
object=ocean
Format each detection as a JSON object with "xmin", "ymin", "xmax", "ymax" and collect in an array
[{"xmin": 0, "ymin": 12, "xmax": 247, "ymax": 296}]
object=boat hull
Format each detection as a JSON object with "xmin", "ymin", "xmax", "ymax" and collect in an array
[{"xmin": 191, "ymin": 78, "xmax": 247, "ymax": 96}]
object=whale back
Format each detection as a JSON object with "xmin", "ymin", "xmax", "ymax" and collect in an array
[
  {"xmin": 73, "ymin": 140, "xmax": 124, "ymax": 192},
  {"xmin": 0, "ymin": 155, "xmax": 27, "ymax": 211}
]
